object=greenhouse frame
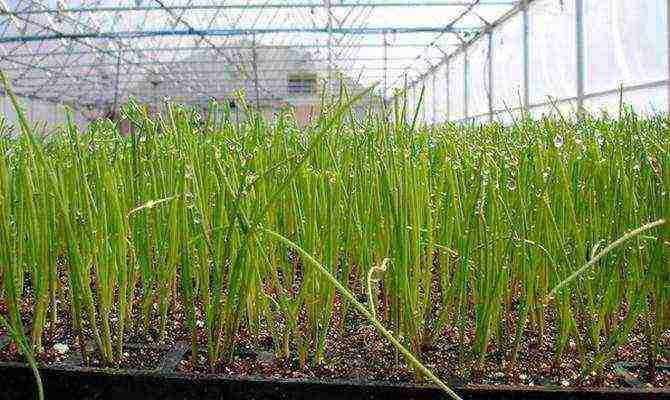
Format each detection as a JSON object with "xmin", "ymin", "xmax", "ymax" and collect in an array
[
  {"xmin": 0, "ymin": 1, "xmax": 667, "ymax": 125},
  {"xmin": 0, "ymin": 2, "xmax": 669, "ymax": 400}
]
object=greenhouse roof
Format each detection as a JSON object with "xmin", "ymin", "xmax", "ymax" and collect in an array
[{"xmin": 0, "ymin": 1, "xmax": 521, "ymax": 110}]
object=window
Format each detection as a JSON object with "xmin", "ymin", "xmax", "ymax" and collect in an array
[{"xmin": 288, "ymin": 74, "xmax": 317, "ymax": 95}]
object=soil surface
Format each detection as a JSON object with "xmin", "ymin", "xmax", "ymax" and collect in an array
[
  {"xmin": 1, "ymin": 291, "xmax": 668, "ymax": 390},
  {"xmin": 173, "ymin": 308, "xmax": 669, "ymax": 389}
]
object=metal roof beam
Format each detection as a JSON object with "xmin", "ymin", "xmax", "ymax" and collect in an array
[
  {"xmin": 3, "ymin": 43, "xmax": 454, "ymax": 58},
  {"xmin": 386, "ymin": 0, "xmax": 484, "ymax": 93},
  {"xmin": 403, "ymin": 0, "xmax": 534, "ymax": 90},
  {"xmin": 1, "ymin": 1, "xmax": 209, "ymax": 108},
  {"xmin": 15, "ymin": 75, "xmax": 392, "ymax": 88},
  {"xmin": 0, "ymin": 26, "xmax": 479, "ymax": 44},
  {"xmin": 0, "ymin": 56, "xmax": 444, "ymax": 71},
  {"xmin": 3, "ymin": 2, "xmax": 517, "ymax": 15}
]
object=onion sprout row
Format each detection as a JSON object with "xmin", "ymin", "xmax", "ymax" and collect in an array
[{"xmin": 0, "ymin": 78, "xmax": 667, "ymax": 399}]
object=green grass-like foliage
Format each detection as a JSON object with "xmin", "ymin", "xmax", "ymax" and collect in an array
[{"xmin": 0, "ymin": 80, "xmax": 668, "ymax": 399}]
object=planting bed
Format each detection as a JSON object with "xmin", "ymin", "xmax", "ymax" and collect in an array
[
  {"xmin": 1, "ymin": 358, "xmax": 669, "ymax": 400},
  {"xmin": 1, "ymin": 321, "xmax": 668, "ymax": 399},
  {"xmin": 0, "ymin": 93, "xmax": 669, "ymax": 399},
  {"xmin": 1, "ymin": 290, "xmax": 668, "ymax": 398}
]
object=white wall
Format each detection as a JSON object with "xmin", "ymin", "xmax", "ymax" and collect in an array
[
  {"xmin": 0, "ymin": 94, "xmax": 88, "ymax": 135},
  {"xmin": 406, "ymin": 0, "xmax": 669, "ymax": 122}
]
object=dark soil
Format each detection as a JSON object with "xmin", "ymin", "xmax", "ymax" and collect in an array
[
  {"xmin": 1, "ymin": 289, "xmax": 668, "ymax": 390},
  {"xmin": 87, "ymin": 346, "xmax": 166, "ymax": 371},
  {"xmin": 173, "ymin": 309, "xmax": 669, "ymax": 389}
]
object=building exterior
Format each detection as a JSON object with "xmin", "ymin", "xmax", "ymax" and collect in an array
[{"xmin": 133, "ymin": 41, "xmax": 382, "ymax": 126}]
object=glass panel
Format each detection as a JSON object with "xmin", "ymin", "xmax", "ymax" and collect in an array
[
  {"xmin": 405, "ymin": 87, "xmax": 415, "ymax": 124},
  {"xmin": 585, "ymin": 85, "xmax": 668, "ymax": 117},
  {"xmin": 529, "ymin": 99, "xmax": 577, "ymax": 120},
  {"xmin": 529, "ymin": 0, "xmax": 577, "ymax": 105},
  {"xmin": 434, "ymin": 64, "xmax": 447, "ymax": 123},
  {"xmin": 424, "ymin": 76, "xmax": 434, "ymax": 124},
  {"xmin": 493, "ymin": 14, "xmax": 525, "ymax": 111},
  {"xmin": 467, "ymin": 37, "xmax": 490, "ymax": 118},
  {"xmin": 449, "ymin": 54, "xmax": 465, "ymax": 121},
  {"xmin": 585, "ymin": 0, "xmax": 668, "ymax": 94},
  {"xmin": 419, "ymin": 82, "xmax": 427, "ymax": 124},
  {"xmin": 493, "ymin": 109, "xmax": 524, "ymax": 125}
]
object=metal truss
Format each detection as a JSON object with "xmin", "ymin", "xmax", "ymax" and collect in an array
[{"xmin": 0, "ymin": 0, "xmax": 520, "ymax": 113}]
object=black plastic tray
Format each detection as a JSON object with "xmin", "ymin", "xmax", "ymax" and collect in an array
[{"xmin": 0, "ymin": 337, "xmax": 668, "ymax": 400}]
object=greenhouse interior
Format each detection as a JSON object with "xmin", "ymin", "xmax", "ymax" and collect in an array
[{"xmin": 0, "ymin": 1, "xmax": 668, "ymax": 400}]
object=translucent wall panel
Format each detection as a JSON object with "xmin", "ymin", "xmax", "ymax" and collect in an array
[
  {"xmin": 424, "ymin": 77, "xmax": 434, "ymax": 124},
  {"xmin": 469, "ymin": 115, "xmax": 489, "ymax": 126},
  {"xmin": 586, "ymin": 0, "xmax": 668, "ymax": 94},
  {"xmin": 583, "ymin": 92, "xmax": 622, "ymax": 117},
  {"xmin": 412, "ymin": 84, "xmax": 422, "ymax": 124},
  {"xmin": 529, "ymin": 0, "xmax": 577, "ymax": 104},
  {"xmin": 495, "ymin": 109, "xmax": 524, "ymax": 125},
  {"xmin": 529, "ymin": 99, "xmax": 577, "ymax": 120},
  {"xmin": 467, "ymin": 38, "xmax": 490, "ymax": 118},
  {"xmin": 444, "ymin": 62, "xmax": 452, "ymax": 121},
  {"xmin": 32, "ymin": 101, "xmax": 49, "ymax": 125},
  {"xmin": 585, "ymin": 85, "xmax": 669, "ymax": 117},
  {"xmin": 28, "ymin": 100, "xmax": 55, "ymax": 126},
  {"xmin": 0, "ymin": 94, "xmax": 89, "ymax": 132},
  {"xmin": 493, "ymin": 14, "xmax": 525, "ymax": 111},
  {"xmin": 0, "ymin": 95, "xmax": 18, "ymax": 129},
  {"xmin": 528, "ymin": 104, "xmax": 551, "ymax": 119},
  {"xmin": 620, "ymin": 85, "xmax": 668, "ymax": 115},
  {"xmin": 449, "ymin": 54, "xmax": 465, "ymax": 121},
  {"xmin": 408, "ymin": 84, "xmax": 418, "ymax": 123},
  {"xmin": 430, "ymin": 74, "xmax": 439, "ymax": 124},
  {"xmin": 419, "ymin": 83, "xmax": 427, "ymax": 124},
  {"xmin": 405, "ymin": 87, "xmax": 415, "ymax": 124},
  {"xmin": 410, "ymin": 86, "xmax": 419, "ymax": 124},
  {"xmin": 451, "ymin": 0, "xmax": 668, "ymax": 124},
  {"xmin": 434, "ymin": 65, "xmax": 447, "ymax": 123},
  {"xmin": 72, "ymin": 112, "xmax": 88, "ymax": 130}
]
